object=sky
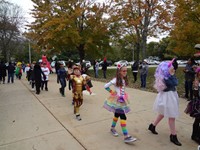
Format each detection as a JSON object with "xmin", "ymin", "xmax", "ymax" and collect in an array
[
  {"xmin": 9, "ymin": 0, "xmax": 160, "ymax": 42},
  {"xmin": 9, "ymin": 0, "xmax": 34, "ymax": 25}
]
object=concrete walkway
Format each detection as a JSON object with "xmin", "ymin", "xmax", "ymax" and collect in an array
[{"xmin": 0, "ymin": 74, "xmax": 199, "ymax": 150}]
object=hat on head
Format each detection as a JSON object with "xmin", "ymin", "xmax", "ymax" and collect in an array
[{"xmin": 73, "ymin": 65, "xmax": 81, "ymax": 70}]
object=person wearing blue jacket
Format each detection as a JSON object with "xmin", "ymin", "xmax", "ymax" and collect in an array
[
  {"xmin": 57, "ymin": 63, "xmax": 67, "ymax": 97},
  {"xmin": 148, "ymin": 59, "xmax": 182, "ymax": 146}
]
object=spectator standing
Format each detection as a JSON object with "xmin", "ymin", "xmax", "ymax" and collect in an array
[
  {"xmin": 131, "ymin": 60, "xmax": 139, "ymax": 83},
  {"xmin": 102, "ymin": 58, "xmax": 108, "ymax": 79},
  {"xmin": 95, "ymin": 60, "xmax": 99, "ymax": 78},
  {"xmin": 93, "ymin": 60, "xmax": 96, "ymax": 77},
  {"xmin": 139, "ymin": 60, "xmax": 148, "ymax": 89},
  {"xmin": 183, "ymin": 58, "xmax": 196, "ymax": 101}
]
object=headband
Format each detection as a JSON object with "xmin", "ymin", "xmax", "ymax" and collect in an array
[{"xmin": 117, "ymin": 63, "xmax": 126, "ymax": 69}]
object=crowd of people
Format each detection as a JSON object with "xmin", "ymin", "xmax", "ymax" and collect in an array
[{"xmin": 0, "ymin": 56, "xmax": 200, "ymax": 146}]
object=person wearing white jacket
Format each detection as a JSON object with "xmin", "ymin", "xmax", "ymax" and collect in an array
[{"xmin": 41, "ymin": 63, "xmax": 50, "ymax": 91}]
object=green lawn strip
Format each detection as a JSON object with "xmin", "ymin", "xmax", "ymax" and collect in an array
[{"xmin": 87, "ymin": 67, "xmax": 185, "ymax": 98}]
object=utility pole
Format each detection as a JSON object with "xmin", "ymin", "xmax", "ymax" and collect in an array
[{"xmin": 29, "ymin": 41, "xmax": 31, "ymax": 64}]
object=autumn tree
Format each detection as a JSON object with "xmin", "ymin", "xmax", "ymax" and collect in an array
[
  {"xmin": 108, "ymin": 0, "xmax": 175, "ymax": 60},
  {"xmin": 0, "ymin": 0, "xmax": 24, "ymax": 62},
  {"xmin": 28, "ymin": 0, "xmax": 112, "ymax": 62},
  {"xmin": 169, "ymin": 0, "xmax": 200, "ymax": 57}
]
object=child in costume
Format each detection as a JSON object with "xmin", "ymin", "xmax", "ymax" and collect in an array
[
  {"xmin": 70, "ymin": 65, "xmax": 91, "ymax": 121},
  {"xmin": 185, "ymin": 67, "xmax": 200, "ymax": 144},
  {"xmin": 41, "ymin": 63, "xmax": 50, "ymax": 91},
  {"xmin": 103, "ymin": 63, "xmax": 137, "ymax": 143},
  {"xmin": 57, "ymin": 62, "xmax": 67, "ymax": 97},
  {"xmin": 148, "ymin": 58, "xmax": 182, "ymax": 146},
  {"xmin": 15, "ymin": 62, "xmax": 22, "ymax": 80}
]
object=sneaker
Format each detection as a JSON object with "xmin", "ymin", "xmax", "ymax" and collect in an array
[
  {"xmin": 124, "ymin": 136, "xmax": 137, "ymax": 143},
  {"xmin": 110, "ymin": 128, "xmax": 119, "ymax": 137},
  {"xmin": 76, "ymin": 115, "xmax": 82, "ymax": 121},
  {"xmin": 31, "ymin": 88, "xmax": 35, "ymax": 91}
]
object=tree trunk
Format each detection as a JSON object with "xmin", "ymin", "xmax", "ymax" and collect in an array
[
  {"xmin": 77, "ymin": 44, "xmax": 85, "ymax": 63},
  {"xmin": 135, "ymin": 42, "xmax": 140, "ymax": 61}
]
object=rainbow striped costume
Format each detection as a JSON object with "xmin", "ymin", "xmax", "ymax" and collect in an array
[{"xmin": 103, "ymin": 78, "xmax": 130, "ymax": 114}]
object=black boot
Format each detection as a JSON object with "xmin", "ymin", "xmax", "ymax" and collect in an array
[
  {"xmin": 148, "ymin": 123, "xmax": 158, "ymax": 134},
  {"xmin": 170, "ymin": 134, "xmax": 182, "ymax": 146}
]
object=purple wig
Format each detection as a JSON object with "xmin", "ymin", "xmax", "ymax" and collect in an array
[{"xmin": 154, "ymin": 61, "xmax": 173, "ymax": 92}]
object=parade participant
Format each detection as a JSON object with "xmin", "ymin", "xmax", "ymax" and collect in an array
[
  {"xmin": 67, "ymin": 60, "xmax": 74, "ymax": 90},
  {"xmin": 34, "ymin": 62, "xmax": 46, "ymax": 95},
  {"xmin": 25, "ymin": 64, "xmax": 30, "ymax": 81},
  {"xmin": 29, "ymin": 61, "xmax": 36, "ymax": 90},
  {"xmin": 57, "ymin": 62, "xmax": 67, "ymax": 97},
  {"xmin": 185, "ymin": 68, "xmax": 200, "ymax": 144},
  {"xmin": 41, "ymin": 63, "xmax": 50, "ymax": 91},
  {"xmin": 7, "ymin": 62, "xmax": 15, "ymax": 83},
  {"xmin": 15, "ymin": 62, "xmax": 22, "ymax": 80},
  {"xmin": 0, "ymin": 61, "xmax": 7, "ymax": 84},
  {"xmin": 70, "ymin": 65, "xmax": 91, "ymax": 121},
  {"xmin": 41, "ymin": 54, "xmax": 52, "ymax": 73},
  {"xmin": 103, "ymin": 63, "xmax": 137, "ymax": 143},
  {"xmin": 148, "ymin": 58, "xmax": 182, "ymax": 146}
]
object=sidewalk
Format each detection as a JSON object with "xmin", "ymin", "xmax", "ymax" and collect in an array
[{"xmin": 0, "ymin": 74, "xmax": 198, "ymax": 150}]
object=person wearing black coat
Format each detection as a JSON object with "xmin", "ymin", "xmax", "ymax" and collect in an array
[
  {"xmin": 34, "ymin": 62, "xmax": 46, "ymax": 94},
  {"xmin": 0, "ymin": 61, "xmax": 7, "ymax": 84},
  {"xmin": 7, "ymin": 62, "xmax": 15, "ymax": 83},
  {"xmin": 131, "ymin": 61, "xmax": 139, "ymax": 83},
  {"xmin": 102, "ymin": 59, "xmax": 108, "ymax": 79}
]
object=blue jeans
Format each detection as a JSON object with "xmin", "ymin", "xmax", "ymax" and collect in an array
[
  {"xmin": 140, "ymin": 74, "xmax": 147, "ymax": 88},
  {"xmin": 95, "ymin": 69, "xmax": 99, "ymax": 78},
  {"xmin": 8, "ymin": 73, "xmax": 14, "ymax": 83}
]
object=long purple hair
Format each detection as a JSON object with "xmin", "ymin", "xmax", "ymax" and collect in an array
[{"xmin": 154, "ymin": 59, "xmax": 175, "ymax": 92}]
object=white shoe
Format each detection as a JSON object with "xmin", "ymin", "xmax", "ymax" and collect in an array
[
  {"xmin": 124, "ymin": 136, "xmax": 137, "ymax": 143},
  {"xmin": 110, "ymin": 128, "xmax": 119, "ymax": 137},
  {"xmin": 31, "ymin": 88, "xmax": 35, "ymax": 91}
]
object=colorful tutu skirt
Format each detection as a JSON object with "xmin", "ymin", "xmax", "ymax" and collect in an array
[{"xmin": 103, "ymin": 93, "xmax": 130, "ymax": 114}]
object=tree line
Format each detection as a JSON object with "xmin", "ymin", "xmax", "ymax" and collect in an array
[{"xmin": 0, "ymin": 0, "xmax": 200, "ymax": 63}]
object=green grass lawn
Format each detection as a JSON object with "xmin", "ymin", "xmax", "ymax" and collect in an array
[{"xmin": 87, "ymin": 67, "xmax": 185, "ymax": 97}]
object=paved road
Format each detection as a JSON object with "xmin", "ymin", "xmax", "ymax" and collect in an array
[{"xmin": 0, "ymin": 73, "xmax": 198, "ymax": 150}]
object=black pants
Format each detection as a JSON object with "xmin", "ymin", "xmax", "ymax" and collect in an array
[
  {"xmin": 132, "ymin": 72, "xmax": 138, "ymax": 82},
  {"xmin": 41, "ymin": 81, "xmax": 48, "ymax": 90},
  {"xmin": 31, "ymin": 81, "xmax": 35, "ymax": 89},
  {"xmin": 68, "ymin": 79, "xmax": 73, "ymax": 90},
  {"xmin": 35, "ymin": 82, "xmax": 41, "ymax": 94},
  {"xmin": 185, "ymin": 80, "xmax": 193, "ymax": 100},
  {"xmin": 0, "ymin": 76, "xmax": 6, "ymax": 83},
  {"xmin": 114, "ymin": 112, "xmax": 127, "ymax": 120},
  {"xmin": 192, "ymin": 118, "xmax": 200, "ymax": 138},
  {"xmin": 103, "ymin": 70, "xmax": 106, "ymax": 79}
]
